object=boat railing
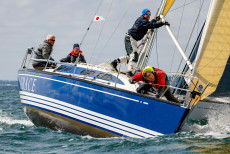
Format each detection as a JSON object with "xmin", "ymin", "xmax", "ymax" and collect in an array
[
  {"xmin": 162, "ymin": 72, "xmax": 199, "ymax": 106},
  {"xmin": 21, "ymin": 47, "xmax": 34, "ymax": 69},
  {"xmin": 21, "ymin": 48, "xmax": 118, "ymax": 85},
  {"xmin": 21, "ymin": 47, "xmax": 200, "ymax": 106},
  {"xmin": 21, "ymin": 47, "xmax": 78, "ymax": 70}
]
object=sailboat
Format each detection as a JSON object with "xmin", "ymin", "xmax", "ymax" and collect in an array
[{"xmin": 17, "ymin": 0, "xmax": 230, "ymax": 138}]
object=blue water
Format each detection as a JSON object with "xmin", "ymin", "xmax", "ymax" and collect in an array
[{"xmin": 0, "ymin": 85, "xmax": 230, "ymax": 153}]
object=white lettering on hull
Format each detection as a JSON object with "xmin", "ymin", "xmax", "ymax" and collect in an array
[{"xmin": 19, "ymin": 76, "xmax": 37, "ymax": 92}]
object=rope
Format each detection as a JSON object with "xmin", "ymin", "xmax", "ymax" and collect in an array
[{"xmin": 79, "ymin": 0, "xmax": 104, "ymax": 47}]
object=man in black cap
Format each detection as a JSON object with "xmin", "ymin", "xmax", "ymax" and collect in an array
[
  {"xmin": 60, "ymin": 43, "xmax": 86, "ymax": 63},
  {"xmin": 110, "ymin": 8, "xmax": 169, "ymax": 76}
]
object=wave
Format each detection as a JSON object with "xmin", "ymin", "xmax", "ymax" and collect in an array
[
  {"xmin": 182, "ymin": 105, "xmax": 230, "ymax": 139},
  {"xmin": 0, "ymin": 110, "xmax": 33, "ymax": 127},
  {"xmin": 205, "ymin": 96, "xmax": 230, "ymax": 104}
]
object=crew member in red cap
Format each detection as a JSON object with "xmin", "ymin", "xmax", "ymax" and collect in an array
[
  {"xmin": 129, "ymin": 66, "xmax": 180, "ymax": 104},
  {"xmin": 110, "ymin": 9, "xmax": 170, "ymax": 76},
  {"xmin": 60, "ymin": 43, "xmax": 86, "ymax": 63}
]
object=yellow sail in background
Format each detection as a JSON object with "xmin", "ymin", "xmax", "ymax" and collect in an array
[
  {"xmin": 162, "ymin": 0, "xmax": 175, "ymax": 17},
  {"xmin": 189, "ymin": 0, "xmax": 230, "ymax": 106}
]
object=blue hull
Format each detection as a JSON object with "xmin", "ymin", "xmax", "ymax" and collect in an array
[{"xmin": 18, "ymin": 69, "xmax": 189, "ymax": 138}]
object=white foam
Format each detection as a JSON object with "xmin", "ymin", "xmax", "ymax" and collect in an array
[
  {"xmin": 206, "ymin": 96, "xmax": 230, "ymax": 104},
  {"xmin": 0, "ymin": 118, "xmax": 33, "ymax": 126},
  {"xmin": 182, "ymin": 104, "xmax": 230, "ymax": 139},
  {"xmin": 0, "ymin": 110, "xmax": 33, "ymax": 126}
]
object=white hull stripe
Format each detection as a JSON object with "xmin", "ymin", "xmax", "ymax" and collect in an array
[
  {"xmin": 18, "ymin": 74, "xmax": 139, "ymax": 102},
  {"xmin": 21, "ymin": 99, "xmax": 142, "ymax": 138},
  {"xmin": 21, "ymin": 96, "xmax": 149, "ymax": 138},
  {"xmin": 20, "ymin": 91, "xmax": 163, "ymax": 136}
]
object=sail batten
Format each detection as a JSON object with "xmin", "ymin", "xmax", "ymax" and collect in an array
[{"xmin": 189, "ymin": 0, "xmax": 230, "ymax": 106}]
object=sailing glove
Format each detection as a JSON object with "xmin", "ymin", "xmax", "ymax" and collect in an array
[
  {"xmin": 129, "ymin": 78, "xmax": 136, "ymax": 84},
  {"xmin": 136, "ymin": 83, "xmax": 152, "ymax": 94},
  {"xmin": 156, "ymin": 86, "xmax": 164, "ymax": 98},
  {"xmin": 164, "ymin": 21, "xmax": 170, "ymax": 26},
  {"xmin": 155, "ymin": 16, "xmax": 161, "ymax": 21}
]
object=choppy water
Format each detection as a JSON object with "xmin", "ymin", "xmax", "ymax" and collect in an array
[{"xmin": 0, "ymin": 85, "xmax": 230, "ymax": 153}]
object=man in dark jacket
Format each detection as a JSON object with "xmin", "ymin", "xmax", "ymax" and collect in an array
[
  {"xmin": 32, "ymin": 34, "xmax": 56, "ymax": 70},
  {"xmin": 60, "ymin": 43, "xmax": 86, "ymax": 63},
  {"xmin": 111, "ymin": 9, "xmax": 169, "ymax": 76},
  {"xmin": 129, "ymin": 66, "xmax": 180, "ymax": 104}
]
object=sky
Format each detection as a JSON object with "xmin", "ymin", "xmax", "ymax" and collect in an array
[{"xmin": 0, "ymin": 0, "xmax": 210, "ymax": 80}]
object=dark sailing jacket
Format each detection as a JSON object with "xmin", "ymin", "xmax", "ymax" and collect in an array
[
  {"xmin": 60, "ymin": 50, "xmax": 86, "ymax": 63},
  {"xmin": 32, "ymin": 40, "xmax": 55, "ymax": 65},
  {"xmin": 128, "ymin": 15, "xmax": 164, "ymax": 41}
]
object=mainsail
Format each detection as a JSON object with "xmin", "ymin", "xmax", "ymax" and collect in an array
[{"xmin": 188, "ymin": 0, "xmax": 230, "ymax": 106}]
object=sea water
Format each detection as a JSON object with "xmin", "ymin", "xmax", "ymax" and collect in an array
[{"xmin": 0, "ymin": 85, "xmax": 229, "ymax": 153}]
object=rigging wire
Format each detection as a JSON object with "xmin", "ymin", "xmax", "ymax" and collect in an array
[
  {"xmin": 169, "ymin": 0, "xmax": 187, "ymax": 72},
  {"xmin": 155, "ymin": 32, "xmax": 160, "ymax": 68},
  {"xmin": 175, "ymin": 0, "xmax": 205, "ymax": 95},
  {"xmin": 98, "ymin": 0, "xmax": 136, "ymax": 57},
  {"xmin": 79, "ymin": 0, "xmax": 104, "ymax": 47},
  {"xmin": 88, "ymin": 0, "xmax": 114, "ymax": 64},
  {"xmin": 169, "ymin": 0, "xmax": 199, "ymax": 13},
  {"xmin": 176, "ymin": 0, "xmax": 204, "ymax": 73}
]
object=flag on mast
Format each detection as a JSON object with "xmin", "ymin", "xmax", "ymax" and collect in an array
[{"xmin": 93, "ymin": 15, "xmax": 105, "ymax": 21}]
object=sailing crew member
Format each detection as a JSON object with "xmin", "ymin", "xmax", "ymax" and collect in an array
[
  {"xmin": 60, "ymin": 43, "xmax": 86, "ymax": 63},
  {"xmin": 129, "ymin": 66, "xmax": 180, "ymax": 104},
  {"xmin": 32, "ymin": 34, "xmax": 56, "ymax": 70},
  {"xmin": 110, "ymin": 8, "xmax": 169, "ymax": 76}
]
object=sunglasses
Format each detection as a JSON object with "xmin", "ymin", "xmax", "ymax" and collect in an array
[
  {"xmin": 145, "ymin": 13, "xmax": 151, "ymax": 16},
  {"xmin": 74, "ymin": 48, "xmax": 80, "ymax": 50},
  {"xmin": 50, "ymin": 39, "xmax": 55, "ymax": 42}
]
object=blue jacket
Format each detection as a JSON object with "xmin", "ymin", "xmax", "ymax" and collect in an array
[{"xmin": 128, "ymin": 15, "xmax": 164, "ymax": 41}]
